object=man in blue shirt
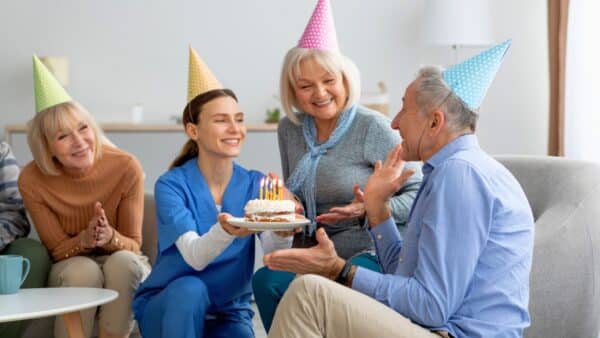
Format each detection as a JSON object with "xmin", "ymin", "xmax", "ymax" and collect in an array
[{"xmin": 263, "ymin": 40, "xmax": 535, "ymax": 338}]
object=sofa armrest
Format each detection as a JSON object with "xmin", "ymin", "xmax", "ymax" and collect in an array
[{"xmin": 141, "ymin": 193, "xmax": 157, "ymax": 266}]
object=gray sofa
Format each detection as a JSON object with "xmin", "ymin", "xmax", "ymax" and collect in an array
[
  {"xmin": 138, "ymin": 156, "xmax": 600, "ymax": 337},
  {"xmin": 497, "ymin": 156, "xmax": 600, "ymax": 338},
  {"xmin": 25, "ymin": 156, "xmax": 600, "ymax": 338}
]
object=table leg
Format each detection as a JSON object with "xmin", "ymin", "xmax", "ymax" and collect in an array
[{"xmin": 62, "ymin": 311, "xmax": 85, "ymax": 338}]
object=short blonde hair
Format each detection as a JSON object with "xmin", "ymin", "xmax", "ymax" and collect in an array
[
  {"xmin": 280, "ymin": 48, "xmax": 361, "ymax": 124},
  {"xmin": 26, "ymin": 101, "xmax": 110, "ymax": 176}
]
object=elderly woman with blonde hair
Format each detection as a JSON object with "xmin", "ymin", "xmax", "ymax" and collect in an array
[
  {"xmin": 17, "ymin": 56, "xmax": 150, "ymax": 338},
  {"xmin": 251, "ymin": 0, "xmax": 422, "ymax": 332}
]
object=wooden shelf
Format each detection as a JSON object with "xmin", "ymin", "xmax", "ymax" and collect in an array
[
  {"xmin": 4, "ymin": 122, "xmax": 278, "ymax": 143},
  {"xmin": 5, "ymin": 122, "xmax": 278, "ymax": 132}
]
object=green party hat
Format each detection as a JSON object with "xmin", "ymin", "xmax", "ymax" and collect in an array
[{"xmin": 33, "ymin": 54, "xmax": 72, "ymax": 113}]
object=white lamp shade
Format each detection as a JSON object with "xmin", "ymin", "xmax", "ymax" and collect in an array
[{"xmin": 422, "ymin": 0, "xmax": 494, "ymax": 46}]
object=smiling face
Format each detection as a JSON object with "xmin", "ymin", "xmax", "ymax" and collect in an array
[
  {"xmin": 391, "ymin": 81, "xmax": 430, "ymax": 162},
  {"xmin": 188, "ymin": 95, "xmax": 246, "ymax": 160},
  {"xmin": 292, "ymin": 57, "xmax": 348, "ymax": 123},
  {"xmin": 48, "ymin": 109, "xmax": 96, "ymax": 174}
]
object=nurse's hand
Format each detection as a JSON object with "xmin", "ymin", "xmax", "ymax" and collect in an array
[{"xmin": 218, "ymin": 213, "xmax": 256, "ymax": 237}]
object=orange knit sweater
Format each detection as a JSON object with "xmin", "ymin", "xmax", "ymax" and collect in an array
[{"xmin": 18, "ymin": 146, "xmax": 145, "ymax": 262}]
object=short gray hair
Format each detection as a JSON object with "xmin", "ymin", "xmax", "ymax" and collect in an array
[
  {"xmin": 414, "ymin": 66, "xmax": 478, "ymax": 132},
  {"xmin": 280, "ymin": 48, "xmax": 361, "ymax": 124}
]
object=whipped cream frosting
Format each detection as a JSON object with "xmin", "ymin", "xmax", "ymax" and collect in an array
[{"xmin": 244, "ymin": 199, "xmax": 295, "ymax": 214}]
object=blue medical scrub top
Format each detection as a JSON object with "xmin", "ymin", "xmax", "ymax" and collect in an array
[{"xmin": 133, "ymin": 158, "xmax": 263, "ymax": 317}]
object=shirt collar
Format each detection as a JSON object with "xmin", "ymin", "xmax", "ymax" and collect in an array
[{"xmin": 422, "ymin": 134, "xmax": 479, "ymax": 175}]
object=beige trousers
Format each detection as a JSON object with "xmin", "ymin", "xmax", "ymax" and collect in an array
[
  {"xmin": 268, "ymin": 274, "xmax": 448, "ymax": 338},
  {"xmin": 48, "ymin": 250, "xmax": 151, "ymax": 338}
]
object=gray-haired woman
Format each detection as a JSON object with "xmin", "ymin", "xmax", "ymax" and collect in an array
[{"xmin": 252, "ymin": 2, "xmax": 422, "ymax": 331}]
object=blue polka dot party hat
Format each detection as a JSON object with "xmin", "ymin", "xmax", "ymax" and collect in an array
[{"xmin": 442, "ymin": 40, "xmax": 511, "ymax": 110}]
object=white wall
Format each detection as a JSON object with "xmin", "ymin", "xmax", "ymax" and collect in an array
[{"xmin": 0, "ymin": 0, "xmax": 548, "ymax": 155}]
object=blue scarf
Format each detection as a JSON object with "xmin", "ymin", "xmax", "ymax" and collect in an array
[{"xmin": 286, "ymin": 104, "xmax": 358, "ymax": 234}]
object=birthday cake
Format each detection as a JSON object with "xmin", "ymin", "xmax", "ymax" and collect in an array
[{"xmin": 244, "ymin": 199, "xmax": 296, "ymax": 222}]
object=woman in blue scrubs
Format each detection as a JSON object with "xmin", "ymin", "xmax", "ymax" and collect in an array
[{"xmin": 133, "ymin": 47, "xmax": 295, "ymax": 338}]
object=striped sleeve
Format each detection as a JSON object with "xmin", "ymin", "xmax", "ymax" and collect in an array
[{"xmin": 0, "ymin": 142, "xmax": 30, "ymax": 251}]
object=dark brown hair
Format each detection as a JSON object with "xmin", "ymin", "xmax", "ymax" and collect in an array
[{"xmin": 170, "ymin": 88, "xmax": 238, "ymax": 168}]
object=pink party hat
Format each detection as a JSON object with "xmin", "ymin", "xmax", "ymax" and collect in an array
[{"xmin": 297, "ymin": 0, "xmax": 339, "ymax": 51}]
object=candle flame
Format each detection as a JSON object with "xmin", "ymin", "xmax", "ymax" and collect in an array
[{"xmin": 278, "ymin": 178, "xmax": 283, "ymax": 200}]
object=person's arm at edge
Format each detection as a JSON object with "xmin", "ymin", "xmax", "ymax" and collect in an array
[{"xmin": 0, "ymin": 143, "xmax": 30, "ymax": 246}]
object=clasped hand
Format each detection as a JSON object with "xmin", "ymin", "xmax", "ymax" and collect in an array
[{"xmin": 80, "ymin": 201, "xmax": 114, "ymax": 249}]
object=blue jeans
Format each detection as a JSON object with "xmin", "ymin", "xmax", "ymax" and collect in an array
[
  {"xmin": 138, "ymin": 275, "xmax": 254, "ymax": 338},
  {"xmin": 252, "ymin": 252, "xmax": 381, "ymax": 332}
]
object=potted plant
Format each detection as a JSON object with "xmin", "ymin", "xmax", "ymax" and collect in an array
[{"xmin": 265, "ymin": 107, "xmax": 281, "ymax": 124}]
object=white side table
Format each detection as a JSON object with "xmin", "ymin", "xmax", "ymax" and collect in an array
[{"xmin": 0, "ymin": 287, "xmax": 118, "ymax": 338}]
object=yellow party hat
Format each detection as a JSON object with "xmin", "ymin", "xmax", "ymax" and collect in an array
[
  {"xmin": 32, "ymin": 55, "xmax": 72, "ymax": 113},
  {"xmin": 187, "ymin": 46, "xmax": 222, "ymax": 103}
]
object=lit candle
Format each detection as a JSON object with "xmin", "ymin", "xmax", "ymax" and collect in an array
[
  {"xmin": 271, "ymin": 178, "xmax": 275, "ymax": 200},
  {"xmin": 259, "ymin": 177, "xmax": 265, "ymax": 200},
  {"xmin": 268, "ymin": 178, "xmax": 272, "ymax": 200},
  {"xmin": 278, "ymin": 179, "xmax": 283, "ymax": 200},
  {"xmin": 266, "ymin": 177, "xmax": 270, "ymax": 200}
]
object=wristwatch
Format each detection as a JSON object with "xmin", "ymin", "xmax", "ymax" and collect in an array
[{"xmin": 335, "ymin": 260, "xmax": 353, "ymax": 285}]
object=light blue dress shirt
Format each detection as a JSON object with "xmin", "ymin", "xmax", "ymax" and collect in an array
[{"xmin": 353, "ymin": 135, "xmax": 534, "ymax": 338}]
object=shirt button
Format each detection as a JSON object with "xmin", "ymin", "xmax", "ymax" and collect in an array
[
  {"xmin": 376, "ymin": 234, "xmax": 383, "ymax": 240},
  {"xmin": 399, "ymin": 256, "xmax": 404, "ymax": 263}
]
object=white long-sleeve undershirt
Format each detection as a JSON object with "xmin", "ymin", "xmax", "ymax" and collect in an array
[{"xmin": 175, "ymin": 222, "xmax": 293, "ymax": 271}]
